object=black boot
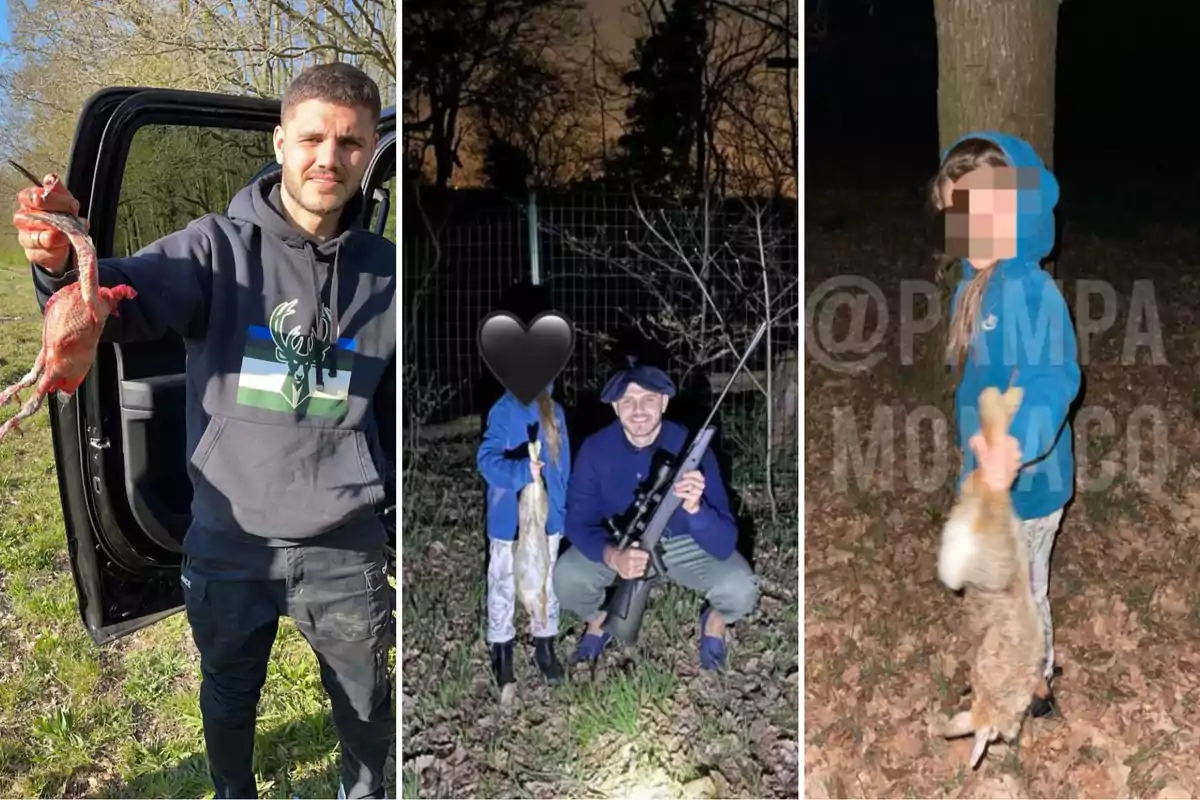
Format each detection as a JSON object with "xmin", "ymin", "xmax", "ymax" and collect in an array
[
  {"xmin": 490, "ymin": 640, "xmax": 514, "ymax": 688},
  {"xmin": 533, "ymin": 636, "xmax": 565, "ymax": 685}
]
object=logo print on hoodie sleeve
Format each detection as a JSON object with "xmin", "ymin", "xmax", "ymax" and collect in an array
[{"xmin": 235, "ymin": 298, "xmax": 356, "ymax": 418}]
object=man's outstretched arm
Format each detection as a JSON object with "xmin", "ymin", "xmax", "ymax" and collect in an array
[
  {"xmin": 30, "ymin": 223, "xmax": 215, "ymax": 344},
  {"xmin": 17, "ymin": 177, "xmax": 213, "ymax": 343}
]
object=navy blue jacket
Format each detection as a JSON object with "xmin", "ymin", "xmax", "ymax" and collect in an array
[{"xmin": 564, "ymin": 419, "xmax": 738, "ymax": 563}]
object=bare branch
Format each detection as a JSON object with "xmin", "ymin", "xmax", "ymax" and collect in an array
[{"xmin": 710, "ymin": 0, "xmax": 798, "ymax": 40}]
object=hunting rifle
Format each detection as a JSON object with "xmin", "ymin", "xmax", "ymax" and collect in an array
[{"xmin": 600, "ymin": 321, "xmax": 768, "ymax": 644}]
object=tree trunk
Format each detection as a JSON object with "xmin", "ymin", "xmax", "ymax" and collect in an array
[
  {"xmin": 933, "ymin": 0, "xmax": 1060, "ymax": 169},
  {"xmin": 933, "ymin": 0, "xmax": 1061, "ymax": 321}
]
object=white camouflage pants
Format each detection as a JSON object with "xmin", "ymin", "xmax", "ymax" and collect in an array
[
  {"xmin": 486, "ymin": 534, "xmax": 562, "ymax": 643},
  {"xmin": 1022, "ymin": 508, "xmax": 1064, "ymax": 679}
]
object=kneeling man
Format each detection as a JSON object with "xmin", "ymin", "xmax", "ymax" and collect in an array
[{"xmin": 553, "ymin": 361, "xmax": 759, "ymax": 670}]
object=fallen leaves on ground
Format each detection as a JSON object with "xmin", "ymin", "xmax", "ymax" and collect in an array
[
  {"xmin": 403, "ymin": 437, "xmax": 799, "ymax": 798},
  {"xmin": 805, "ymin": 186, "xmax": 1200, "ymax": 798}
]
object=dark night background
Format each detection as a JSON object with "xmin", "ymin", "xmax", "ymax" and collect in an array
[{"xmin": 807, "ymin": 0, "xmax": 1200, "ymax": 226}]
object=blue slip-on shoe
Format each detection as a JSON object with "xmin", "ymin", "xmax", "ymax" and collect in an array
[
  {"xmin": 570, "ymin": 630, "xmax": 611, "ymax": 664},
  {"xmin": 698, "ymin": 606, "xmax": 727, "ymax": 670}
]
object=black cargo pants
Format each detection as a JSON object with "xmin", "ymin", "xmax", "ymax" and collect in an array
[{"xmin": 181, "ymin": 543, "xmax": 394, "ymax": 799}]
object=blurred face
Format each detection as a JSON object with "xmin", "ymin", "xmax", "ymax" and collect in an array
[
  {"xmin": 612, "ymin": 382, "xmax": 669, "ymax": 442},
  {"xmin": 939, "ymin": 165, "xmax": 1021, "ymax": 265},
  {"xmin": 273, "ymin": 98, "xmax": 378, "ymax": 233}
]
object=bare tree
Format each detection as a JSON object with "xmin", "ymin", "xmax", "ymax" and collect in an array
[
  {"xmin": 615, "ymin": 0, "xmax": 797, "ymax": 197},
  {"xmin": 473, "ymin": 50, "xmax": 602, "ymax": 187},
  {"xmin": 705, "ymin": 0, "xmax": 798, "ymax": 197},
  {"xmin": 541, "ymin": 193, "xmax": 799, "ymax": 519},
  {"xmin": 0, "ymin": 0, "xmax": 396, "ymax": 182},
  {"xmin": 6, "ymin": 1, "xmax": 394, "ymax": 100},
  {"xmin": 402, "ymin": 0, "xmax": 583, "ymax": 190},
  {"xmin": 107, "ymin": 0, "xmax": 396, "ymax": 99}
]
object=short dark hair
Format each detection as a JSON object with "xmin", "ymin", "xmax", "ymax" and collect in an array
[{"xmin": 281, "ymin": 62, "xmax": 381, "ymax": 125}]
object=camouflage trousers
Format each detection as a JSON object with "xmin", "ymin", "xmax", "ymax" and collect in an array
[
  {"xmin": 181, "ymin": 544, "xmax": 394, "ymax": 799},
  {"xmin": 1023, "ymin": 508, "xmax": 1064, "ymax": 679}
]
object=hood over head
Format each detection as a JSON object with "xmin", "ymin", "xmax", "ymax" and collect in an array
[{"xmin": 942, "ymin": 131, "xmax": 1060, "ymax": 269}]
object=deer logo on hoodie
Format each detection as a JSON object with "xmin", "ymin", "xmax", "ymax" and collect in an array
[{"xmin": 235, "ymin": 298, "xmax": 355, "ymax": 418}]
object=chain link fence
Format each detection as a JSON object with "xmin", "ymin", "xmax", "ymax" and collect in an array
[{"xmin": 403, "ymin": 185, "xmax": 799, "ymax": 488}]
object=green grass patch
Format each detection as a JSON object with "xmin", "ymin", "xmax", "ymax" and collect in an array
[
  {"xmin": 401, "ymin": 767, "xmax": 422, "ymax": 798},
  {"xmin": 563, "ymin": 661, "xmax": 678, "ymax": 748}
]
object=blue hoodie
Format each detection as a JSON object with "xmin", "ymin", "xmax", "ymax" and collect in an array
[
  {"xmin": 477, "ymin": 387, "xmax": 570, "ymax": 540},
  {"xmin": 945, "ymin": 131, "xmax": 1082, "ymax": 520},
  {"xmin": 564, "ymin": 419, "xmax": 739, "ymax": 564}
]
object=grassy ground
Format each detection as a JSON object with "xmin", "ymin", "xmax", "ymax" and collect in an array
[
  {"xmin": 0, "ymin": 263, "xmax": 397, "ymax": 798},
  {"xmin": 400, "ymin": 429, "xmax": 799, "ymax": 798},
  {"xmin": 804, "ymin": 185, "xmax": 1200, "ymax": 798}
]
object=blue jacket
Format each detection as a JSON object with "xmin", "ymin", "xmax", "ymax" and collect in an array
[
  {"xmin": 564, "ymin": 419, "xmax": 739, "ymax": 563},
  {"xmin": 477, "ymin": 389, "xmax": 570, "ymax": 541},
  {"xmin": 946, "ymin": 131, "xmax": 1082, "ymax": 520}
]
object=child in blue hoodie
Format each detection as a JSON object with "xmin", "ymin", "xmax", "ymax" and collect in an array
[
  {"xmin": 931, "ymin": 132, "xmax": 1082, "ymax": 718},
  {"xmin": 477, "ymin": 385, "xmax": 570, "ymax": 687}
]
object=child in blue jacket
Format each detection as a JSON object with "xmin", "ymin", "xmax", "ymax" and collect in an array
[
  {"xmin": 931, "ymin": 131, "xmax": 1082, "ymax": 718},
  {"xmin": 477, "ymin": 384, "xmax": 570, "ymax": 687}
]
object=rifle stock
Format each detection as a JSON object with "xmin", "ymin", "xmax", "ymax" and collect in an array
[{"xmin": 601, "ymin": 571, "xmax": 657, "ymax": 643}]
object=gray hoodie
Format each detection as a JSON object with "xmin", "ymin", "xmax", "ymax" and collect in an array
[{"xmin": 32, "ymin": 171, "xmax": 395, "ymax": 563}]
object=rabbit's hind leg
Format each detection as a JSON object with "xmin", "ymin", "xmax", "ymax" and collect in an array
[
  {"xmin": 938, "ymin": 709, "xmax": 975, "ymax": 739},
  {"xmin": 970, "ymin": 725, "xmax": 998, "ymax": 769}
]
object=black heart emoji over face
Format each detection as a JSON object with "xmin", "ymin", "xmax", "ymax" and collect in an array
[{"xmin": 477, "ymin": 311, "xmax": 575, "ymax": 405}]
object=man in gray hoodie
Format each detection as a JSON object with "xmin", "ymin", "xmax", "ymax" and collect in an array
[{"xmin": 13, "ymin": 63, "xmax": 395, "ymax": 799}]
